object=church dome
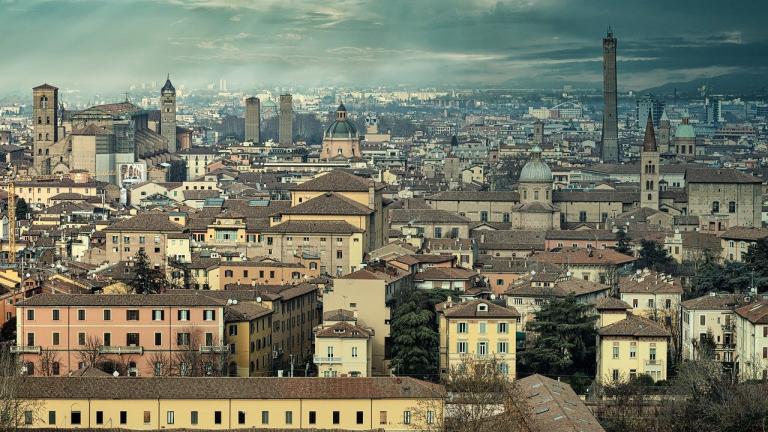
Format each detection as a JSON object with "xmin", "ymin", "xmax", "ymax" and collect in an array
[
  {"xmin": 675, "ymin": 119, "xmax": 695, "ymax": 139},
  {"xmin": 324, "ymin": 103, "xmax": 358, "ymax": 139},
  {"xmin": 519, "ymin": 145, "xmax": 552, "ymax": 183}
]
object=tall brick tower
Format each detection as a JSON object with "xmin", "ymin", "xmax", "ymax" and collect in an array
[
  {"xmin": 601, "ymin": 26, "xmax": 619, "ymax": 162},
  {"xmin": 160, "ymin": 75, "xmax": 177, "ymax": 153},
  {"xmin": 32, "ymin": 83, "xmax": 59, "ymax": 174},
  {"xmin": 279, "ymin": 94, "xmax": 293, "ymax": 145}
]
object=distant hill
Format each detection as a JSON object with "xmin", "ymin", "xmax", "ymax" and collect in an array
[{"xmin": 642, "ymin": 72, "xmax": 768, "ymax": 97}]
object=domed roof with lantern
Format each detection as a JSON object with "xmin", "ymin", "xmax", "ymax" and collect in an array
[
  {"xmin": 324, "ymin": 103, "xmax": 358, "ymax": 139},
  {"xmin": 519, "ymin": 145, "xmax": 552, "ymax": 183}
]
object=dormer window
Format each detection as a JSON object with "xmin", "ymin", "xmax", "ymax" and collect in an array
[{"xmin": 477, "ymin": 304, "xmax": 488, "ymax": 312}]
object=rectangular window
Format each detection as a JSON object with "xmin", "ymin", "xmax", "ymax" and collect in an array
[
  {"xmin": 71, "ymin": 411, "xmax": 81, "ymax": 425},
  {"xmin": 143, "ymin": 411, "xmax": 151, "ymax": 424},
  {"xmin": 497, "ymin": 322, "xmax": 508, "ymax": 333},
  {"xmin": 700, "ymin": 315, "xmax": 706, "ymax": 326},
  {"xmin": 167, "ymin": 411, "xmax": 175, "ymax": 425},
  {"xmin": 126, "ymin": 310, "xmax": 139, "ymax": 320},
  {"xmin": 612, "ymin": 344, "xmax": 619, "ymax": 359},
  {"xmin": 309, "ymin": 411, "xmax": 316, "ymax": 425},
  {"xmin": 190, "ymin": 411, "xmax": 198, "ymax": 425},
  {"xmin": 457, "ymin": 341, "xmax": 468, "ymax": 353},
  {"xmin": 52, "ymin": 309, "xmax": 60, "ymax": 321},
  {"xmin": 380, "ymin": 411, "xmax": 387, "ymax": 425},
  {"xmin": 403, "ymin": 411, "xmax": 412, "ymax": 425},
  {"xmin": 333, "ymin": 411, "xmax": 340, "ymax": 425},
  {"xmin": 498, "ymin": 341, "xmax": 509, "ymax": 354},
  {"xmin": 77, "ymin": 309, "xmax": 85, "ymax": 321},
  {"xmin": 103, "ymin": 309, "xmax": 111, "ymax": 321},
  {"xmin": 152, "ymin": 309, "xmax": 164, "ymax": 321},
  {"xmin": 214, "ymin": 411, "xmax": 222, "ymax": 425},
  {"xmin": 177, "ymin": 332, "xmax": 191, "ymax": 346},
  {"xmin": 24, "ymin": 410, "xmax": 33, "ymax": 425},
  {"xmin": 103, "ymin": 333, "xmax": 111, "ymax": 347},
  {"xmin": 236, "ymin": 411, "xmax": 245, "ymax": 424},
  {"xmin": 457, "ymin": 322, "xmax": 468, "ymax": 333},
  {"xmin": 178, "ymin": 309, "xmax": 190, "ymax": 321},
  {"xmin": 120, "ymin": 411, "xmax": 127, "ymax": 424},
  {"xmin": 48, "ymin": 410, "xmax": 56, "ymax": 425},
  {"xmin": 77, "ymin": 332, "xmax": 85, "ymax": 346},
  {"xmin": 477, "ymin": 342, "xmax": 488, "ymax": 356},
  {"xmin": 260, "ymin": 410, "xmax": 268, "ymax": 424},
  {"xmin": 127, "ymin": 333, "xmax": 140, "ymax": 346},
  {"xmin": 630, "ymin": 342, "xmax": 637, "ymax": 358},
  {"xmin": 479, "ymin": 322, "xmax": 487, "ymax": 334},
  {"xmin": 285, "ymin": 411, "xmax": 293, "ymax": 425},
  {"xmin": 155, "ymin": 332, "xmax": 162, "ymax": 346},
  {"xmin": 356, "ymin": 411, "xmax": 364, "ymax": 424},
  {"xmin": 203, "ymin": 310, "xmax": 216, "ymax": 321},
  {"xmin": 26, "ymin": 309, "xmax": 34, "ymax": 321},
  {"xmin": 52, "ymin": 332, "xmax": 60, "ymax": 346}
]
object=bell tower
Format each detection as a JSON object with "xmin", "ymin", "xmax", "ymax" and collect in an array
[
  {"xmin": 160, "ymin": 75, "xmax": 177, "ymax": 153},
  {"xmin": 32, "ymin": 83, "xmax": 59, "ymax": 174},
  {"xmin": 640, "ymin": 111, "xmax": 660, "ymax": 210}
]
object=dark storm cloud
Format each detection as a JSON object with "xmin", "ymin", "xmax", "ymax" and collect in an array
[{"xmin": 0, "ymin": 0, "xmax": 766, "ymax": 93}]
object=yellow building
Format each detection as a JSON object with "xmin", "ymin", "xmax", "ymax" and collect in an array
[
  {"xmin": 225, "ymin": 302, "xmax": 274, "ymax": 377},
  {"xmin": 595, "ymin": 298, "xmax": 671, "ymax": 382},
  {"xmin": 16, "ymin": 376, "xmax": 444, "ymax": 431},
  {"xmin": 618, "ymin": 269, "xmax": 683, "ymax": 318},
  {"xmin": 314, "ymin": 310, "xmax": 373, "ymax": 377},
  {"xmin": 435, "ymin": 298, "xmax": 520, "ymax": 379},
  {"xmin": 734, "ymin": 300, "xmax": 768, "ymax": 381}
]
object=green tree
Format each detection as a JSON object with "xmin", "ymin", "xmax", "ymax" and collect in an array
[
  {"xmin": 389, "ymin": 300, "xmax": 439, "ymax": 380},
  {"xmin": 614, "ymin": 229, "xmax": 632, "ymax": 255},
  {"xmin": 634, "ymin": 240, "xmax": 674, "ymax": 273},
  {"xmin": 743, "ymin": 238, "xmax": 768, "ymax": 292},
  {"xmin": 14, "ymin": 198, "xmax": 28, "ymax": 221},
  {"xmin": 128, "ymin": 249, "xmax": 167, "ymax": 294},
  {"xmin": 522, "ymin": 294, "xmax": 598, "ymax": 379}
]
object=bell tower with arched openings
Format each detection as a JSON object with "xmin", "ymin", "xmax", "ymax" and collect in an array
[{"xmin": 32, "ymin": 83, "xmax": 59, "ymax": 174}]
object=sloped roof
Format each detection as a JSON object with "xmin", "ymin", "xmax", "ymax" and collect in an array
[
  {"xmin": 593, "ymin": 297, "xmax": 632, "ymax": 311},
  {"xmin": 263, "ymin": 220, "xmax": 364, "ymax": 234},
  {"xmin": 735, "ymin": 301, "xmax": 768, "ymax": 324},
  {"xmin": 293, "ymin": 170, "xmax": 378, "ymax": 192},
  {"xmin": 316, "ymin": 321, "xmax": 372, "ymax": 339},
  {"xmin": 104, "ymin": 213, "xmax": 184, "ymax": 233},
  {"xmin": 598, "ymin": 314, "xmax": 670, "ymax": 337},
  {"xmin": 435, "ymin": 299, "xmax": 520, "ymax": 318},
  {"xmin": 282, "ymin": 192, "xmax": 372, "ymax": 216},
  {"xmin": 517, "ymin": 374, "xmax": 606, "ymax": 432}
]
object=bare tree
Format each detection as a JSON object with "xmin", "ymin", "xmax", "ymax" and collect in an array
[
  {"xmin": 416, "ymin": 356, "xmax": 532, "ymax": 432},
  {"xmin": 171, "ymin": 327, "xmax": 233, "ymax": 377},
  {"xmin": 37, "ymin": 350, "xmax": 59, "ymax": 377},
  {"xmin": 0, "ymin": 349, "xmax": 40, "ymax": 430},
  {"xmin": 147, "ymin": 352, "xmax": 172, "ymax": 377},
  {"xmin": 76, "ymin": 335, "xmax": 103, "ymax": 369}
]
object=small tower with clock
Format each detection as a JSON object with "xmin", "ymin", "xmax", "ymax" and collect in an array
[{"xmin": 160, "ymin": 75, "xmax": 177, "ymax": 153}]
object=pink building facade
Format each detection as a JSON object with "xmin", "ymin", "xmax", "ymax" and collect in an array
[{"xmin": 14, "ymin": 294, "xmax": 226, "ymax": 377}]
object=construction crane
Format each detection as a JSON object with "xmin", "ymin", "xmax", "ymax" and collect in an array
[{"xmin": 6, "ymin": 169, "xmax": 15, "ymax": 265}]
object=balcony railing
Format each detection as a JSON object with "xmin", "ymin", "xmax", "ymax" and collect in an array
[
  {"xmin": 313, "ymin": 356, "xmax": 343, "ymax": 364},
  {"xmin": 200, "ymin": 345, "xmax": 229, "ymax": 354},
  {"xmin": 99, "ymin": 346, "xmax": 143, "ymax": 355},
  {"xmin": 722, "ymin": 322, "xmax": 736, "ymax": 332},
  {"xmin": 644, "ymin": 359, "xmax": 663, "ymax": 367},
  {"xmin": 10, "ymin": 345, "xmax": 41, "ymax": 354}
]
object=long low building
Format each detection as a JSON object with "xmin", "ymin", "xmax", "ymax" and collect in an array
[{"xmin": 16, "ymin": 376, "xmax": 444, "ymax": 431}]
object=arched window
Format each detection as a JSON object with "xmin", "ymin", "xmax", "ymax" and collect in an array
[
  {"xmin": 534, "ymin": 190, "xmax": 539, "ymax": 200},
  {"xmin": 40, "ymin": 96, "xmax": 48, "ymax": 109},
  {"xmin": 37, "ymin": 117, "xmax": 42, "ymax": 124},
  {"xmin": 712, "ymin": 201, "xmax": 720, "ymax": 213},
  {"xmin": 46, "ymin": 116, "xmax": 50, "ymax": 124},
  {"xmin": 728, "ymin": 201, "xmax": 736, "ymax": 213},
  {"xmin": 38, "ymin": 133, "xmax": 42, "ymax": 140},
  {"xmin": 45, "ymin": 133, "xmax": 49, "ymax": 141},
  {"xmin": 523, "ymin": 190, "xmax": 527, "ymax": 200}
]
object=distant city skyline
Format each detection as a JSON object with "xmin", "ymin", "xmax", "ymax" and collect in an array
[{"xmin": 0, "ymin": 0, "xmax": 766, "ymax": 94}]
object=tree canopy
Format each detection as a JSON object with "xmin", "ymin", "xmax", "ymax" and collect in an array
[
  {"xmin": 128, "ymin": 249, "xmax": 168, "ymax": 294},
  {"xmin": 634, "ymin": 240, "xmax": 675, "ymax": 274}
]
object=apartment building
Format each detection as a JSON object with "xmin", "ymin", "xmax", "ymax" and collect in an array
[
  {"xmin": 217, "ymin": 259, "xmax": 320, "ymax": 288},
  {"xmin": 435, "ymin": 298, "xmax": 520, "ymax": 380},
  {"xmin": 530, "ymin": 248, "xmax": 636, "ymax": 286},
  {"xmin": 595, "ymin": 299, "xmax": 670, "ymax": 382},
  {"xmin": 224, "ymin": 302, "xmax": 274, "ymax": 377},
  {"xmin": 17, "ymin": 377, "xmax": 444, "ymax": 431},
  {"xmin": 324, "ymin": 265, "xmax": 411, "ymax": 376},
  {"xmin": 734, "ymin": 300, "xmax": 768, "ymax": 381},
  {"xmin": 618, "ymin": 269, "xmax": 683, "ymax": 318},
  {"xmin": 719, "ymin": 226, "xmax": 768, "ymax": 262},
  {"xmin": 314, "ymin": 310, "xmax": 374, "ymax": 378},
  {"xmin": 681, "ymin": 293, "xmax": 743, "ymax": 363},
  {"xmin": 103, "ymin": 213, "xmax": 188, "ymax": 270},
  {"xmin": 13, "ymin": 294, "xmax": 226, "ymax": 376}
]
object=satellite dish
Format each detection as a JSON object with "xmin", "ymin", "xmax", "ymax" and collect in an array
[
  {"xmin": 530, "ymin": 270, "xmax": 536, "ymax": 276},
  {"xmin": 256, "ymin": 296, "xmax": 262, "ymax": 303},
  {"xmin": 113, "ymin": 371, "xmax": 119, "ymax": 377}
]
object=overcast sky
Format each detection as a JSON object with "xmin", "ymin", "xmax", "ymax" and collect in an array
[{"xmin": 0, "ymin": 0, "xmax": 766, "ymax": 93}]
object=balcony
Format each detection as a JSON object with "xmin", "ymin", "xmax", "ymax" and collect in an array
[
  {"xmin": 644, "ymin": 359, "xmax": 664, "ymax": 372},
  {"xmin": 99, "ymin": 346, "xmax": 143, "ymax": 355},
  {"xmin": 722, "ymin": 322, "xmax": 736, "ymax": 332},
  {"xmin": 200, "ymin": 345, "xmax": 229, "ymax": 354},
  {"xmin": 10, "ymin": 345, "xmax": 41, "ymax": 354},
  {"xmin": 314, "ymin": 356, "xmax": 343, "ymax": 364}
]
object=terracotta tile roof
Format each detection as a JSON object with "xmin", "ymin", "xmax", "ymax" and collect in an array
[
  {"xmin": 414, "ymin": 267, "xmax": 477, "ymax": 281},
  {"xmin": 619, "ymin": 271, "xmax": 683, "ymax": 294},
  {"xmin": 323, "ymin": 309, "xmax": 356, "ymax": 321},
  {"xmin": 293, "ymin": 170, "xmax": 378, "ymax": 192},
  {"xmin": 517, "ymin": 374, "xmax": 606, "ymax": 432},
  {"xmin": 719, "ymin": 226, "xmax": 768, "ymax": 241},
  {"xmin": 735, "ymin": 300, "xmax": 768, "ymax": 324},
  {"xmin": 506, "ymin": 277, "xmax": 609, "ymax": 298},
  {"xmin": 598, "ymin": 314, "xmax": 671, "ymax": 337},
  {"xmin": 686, "ymin": 168, "xmax": 762, "ymax": 184},
  {"xmin": 545, "ymin": 229, "xmax": 616, "ymax": 241},
  {"xmin": 17, "ymin": 293, "xmax": 226, "ymax": 307},
  {"xmin": 436, "ymin": 299, "xmax": 520, "ymax": 318},
  {"xmin": 225, "ymin": 302, "xmax": 273, "ymax": 322},
  {"xmin": 681, "ymin": 293, "xmax": 745, "ymax": 311},
  {"xmin": 316, "ymin": 321, "xmax": 372, "ymax": 338},
  {"xmin": 282, "ymin": 192, "xmax": 372, "ymax": 216},
  {"xmin": 339, "ymin": 267, "xmax": 407, "ymax": 282},
  {"xmin": 17, "ymin": 376, "xmax": 444, "ymax": 400},
  {"xmin": 263, "ymin": 220, "xmax": 364, "ymax": 234},
  {"xmin": 473, "ymin": 230, "xmax": 546, "ymax": 251},
  {"xmin": 427, "ymin": 190, "xmax": 520, "ymax": 202},
  {"xmin": 593, "ymin": 297, "xmax": 632, "ymax": 310}
]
